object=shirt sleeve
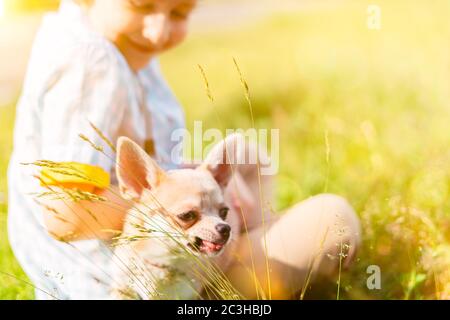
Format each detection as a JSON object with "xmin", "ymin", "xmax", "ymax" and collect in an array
[
  {"xmin": 39, "ymin": 43, "xmax": 129, "ymax": 175},
  {"xmin": 144, "ymin": 59, "xmax": 187, "ymax": 169}
]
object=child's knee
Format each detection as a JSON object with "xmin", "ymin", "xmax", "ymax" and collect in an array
[
  {"xmin": 306, "ymin": 193, "xmax": 354, "ymax": 215},
  {"xmin": 286, "ymin": 193, "xmax": 361, "ymax": 267},
  {"xmin": 304, "ymin": 193, "xmax": 359, "ymax": 231},
  {"xmin": 306, "ymin": 193, "xmax": 361, "ymax": 267}
]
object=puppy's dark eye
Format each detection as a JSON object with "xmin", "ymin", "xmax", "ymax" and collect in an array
[
  {"xmin": 219, "ymin": 207, "xmax": 229, "ymax": 220},
  {"xmin": 178, "ymin": 210, "xmax": 198, "ymax": 222}
]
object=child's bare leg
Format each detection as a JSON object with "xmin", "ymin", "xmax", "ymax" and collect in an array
[{"xmin": 225, "ymin": 193, "xmax": 361, "ymax": 299}]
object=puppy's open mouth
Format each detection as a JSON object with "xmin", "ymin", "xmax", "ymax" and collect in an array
[{"xmin": 189, "ymin": 237, "xmax": 225, "ymax": 255}]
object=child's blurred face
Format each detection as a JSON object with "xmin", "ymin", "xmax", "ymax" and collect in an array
[{"xmin": 88, "ymin": 0, "xmax": 197, "ymax": 71}]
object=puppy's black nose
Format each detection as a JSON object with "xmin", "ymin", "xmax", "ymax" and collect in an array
[{"xmin": 216, "ymin": 223, "xmax": 231, "ymax": 239}]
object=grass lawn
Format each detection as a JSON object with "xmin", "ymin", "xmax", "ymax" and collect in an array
[
  {"xmin": 0, "ymin": 103, "xmax": 34, "ymax": 299},
  {"xmin": 1, "ymin": 0, "xmax": 449, "ymax": 299}
]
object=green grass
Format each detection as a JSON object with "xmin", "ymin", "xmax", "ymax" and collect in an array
[
  {"xmin": 0, "ymin": 103, "xmax": 34, "ymax": 299},
  {"xmin": 1, "ymin": 0, "xmax": 450, "ymax": 299}
]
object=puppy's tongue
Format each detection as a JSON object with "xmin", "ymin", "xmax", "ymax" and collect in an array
[{"xmin": 201, "ymin": 240, "xmax": 223, "ymax": 253}]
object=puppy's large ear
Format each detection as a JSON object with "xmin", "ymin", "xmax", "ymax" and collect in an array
[
  {"xmin": 200, "ymin": 133, "xmax": 245, "ymax": 189},
  {"xmin": 116, "ymin": 137, "xmax": 165, "ymax": 200}
]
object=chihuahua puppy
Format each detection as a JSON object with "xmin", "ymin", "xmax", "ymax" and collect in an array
[{"xmin": 110, "ymin": 134, "xmax": 244, "ymax": 299}]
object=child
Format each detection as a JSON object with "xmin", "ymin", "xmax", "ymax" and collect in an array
[{"xmin": 8, "ymin": 0, "xmax": 361, "ymax": 299}]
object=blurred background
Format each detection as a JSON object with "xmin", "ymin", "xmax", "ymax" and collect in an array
[{"xmin": 1, "ymin": 0, "xmax": 449, "ymax": 299}]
